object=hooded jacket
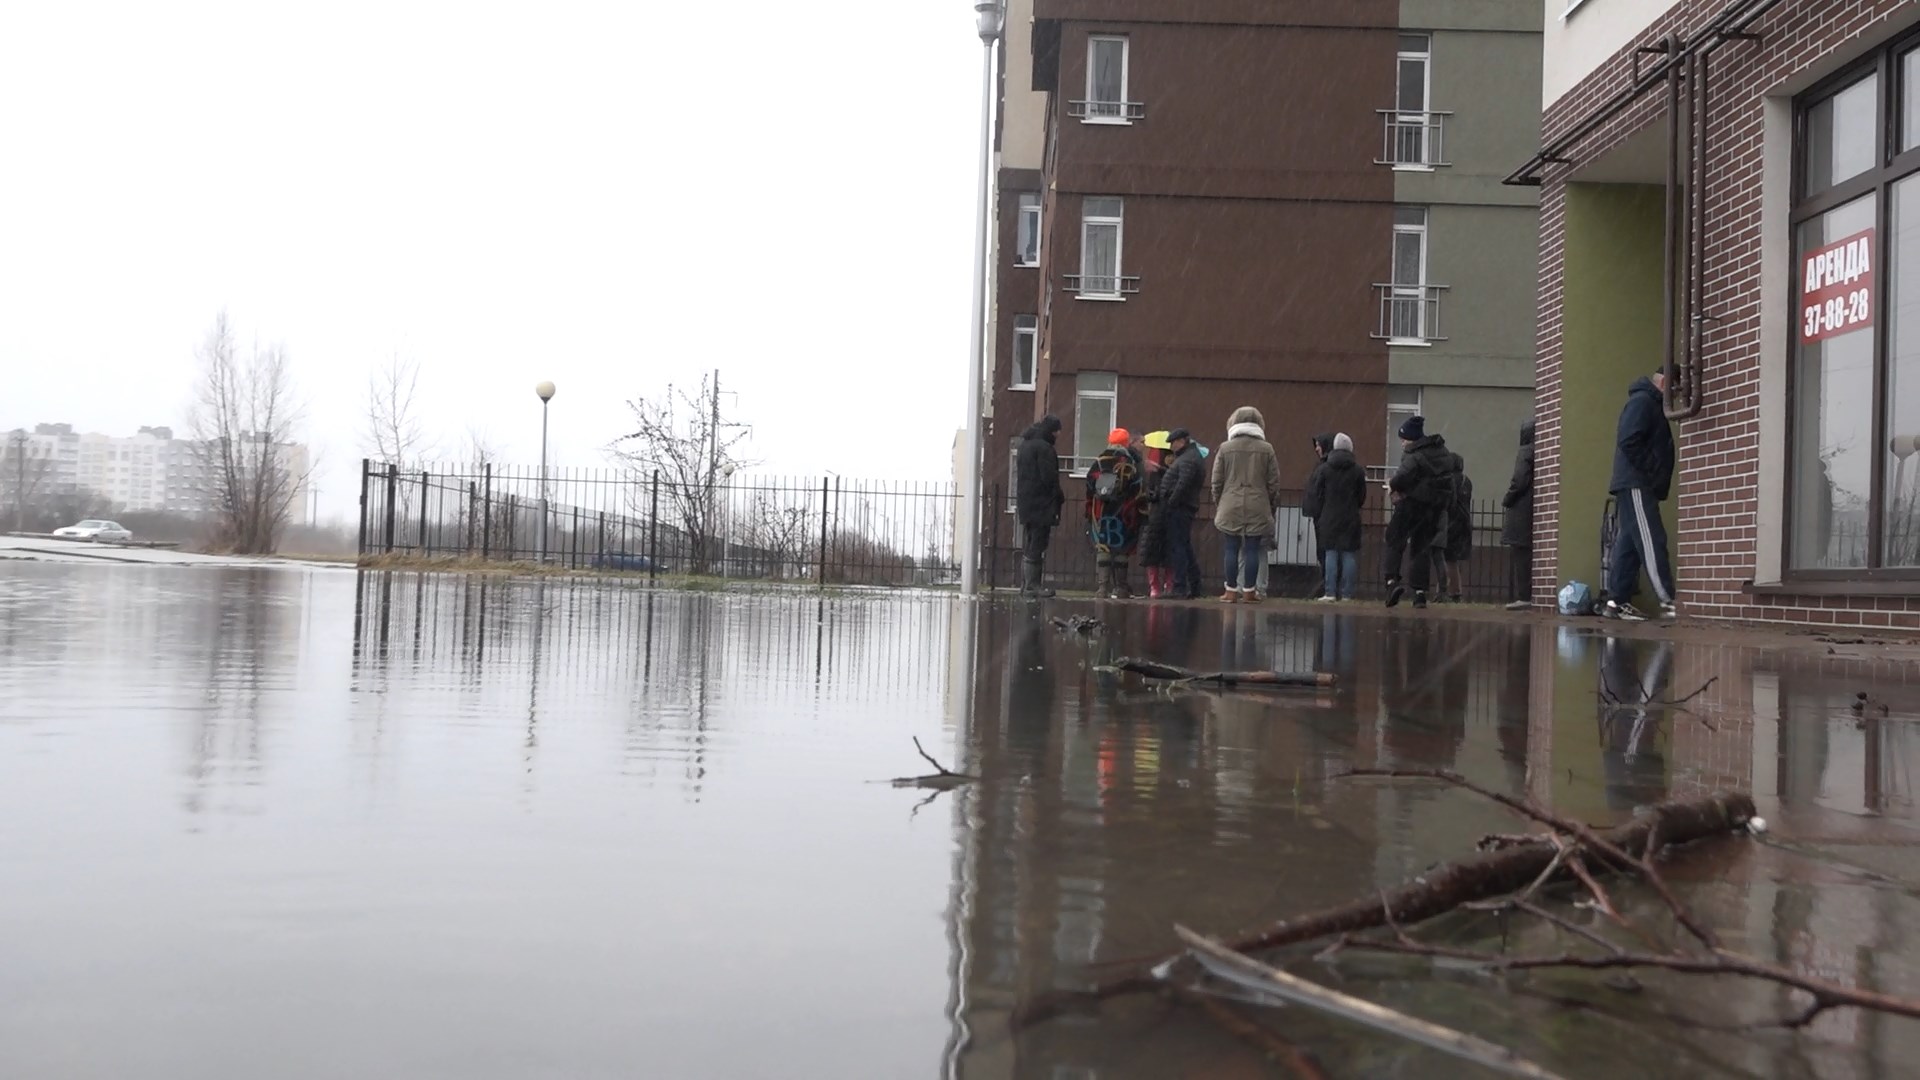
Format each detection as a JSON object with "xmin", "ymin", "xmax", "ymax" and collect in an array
[
  {"xmin": 1502, "ymin": 420, "xmax": 1535, "ymax": 547},
  {"xmin": 1306, "ymin": 446, "xmax": 1366, "ymax": 552},
  {"xmin": 1609, "ymin": 377, "xmax": 1675, "ymax": 500},
  {"xmin": 1159, "ymin": 441, "xmax": 1206, "ymax": 513},
  {"xmin": 1390, "ymin": 433, "xmax": 1456, "ymax": 510},
  {"xmin": 1211, "ymin": 406, "xmax": 1283, "ymax": 536},
  {"xmin": 1014, "ymin": 416, "xmax": 1065, "ymax": 527}
]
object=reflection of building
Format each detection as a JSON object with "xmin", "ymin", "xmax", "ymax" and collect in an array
[
  {"xmin": 5, "ymin": 422, "xmax": 311, "ymax": 515},
  {"xmin": 1527, "ymin": 0, "xmax": 1920, "ymax": 626},
  {"xmin": 980, "ymin": 0, "xmax": 1540, "ymax": 497}
]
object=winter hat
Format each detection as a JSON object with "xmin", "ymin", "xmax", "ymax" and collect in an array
[
  {"xmin": 1228, "ymin": 405, "xmax": 1265, "ymax": 429},
  {"xmin": 1398, "ymin": 415, "xmax": 1426, "ymax": 441},
  {"xmin": 1333, "ymin": 433, "xmax": 1353, "ymax": 452},
  {"xmin": 1108, "ymin": 427, "xmax": 1130, "ymax": 446},
  {"xmin": 1167, "ymin": 427, "xmax": 1191, "ymax": 443}
]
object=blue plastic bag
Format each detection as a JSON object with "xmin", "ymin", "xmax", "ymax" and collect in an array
[{"xmin": 1557, "ymin": 581, "xmax": 1594, "ymax": 616}]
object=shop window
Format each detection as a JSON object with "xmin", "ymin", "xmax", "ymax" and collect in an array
[{"xmin": 1788, "ymin": 36, "xmax": 1920, "ymax": 574}]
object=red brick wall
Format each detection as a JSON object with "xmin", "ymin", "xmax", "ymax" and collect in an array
[{"xmin": 1534, "ymin": 0, "xmax": 1920, "ymax": 629}]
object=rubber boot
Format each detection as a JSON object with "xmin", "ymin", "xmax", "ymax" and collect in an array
[
  {"xmin": 1109, "ymin": 561, "xmax": 1131, "ymax": 600},
  {"xmin": 1022, "ymin": 559, "xmax": 1054, "ymax": 598}
]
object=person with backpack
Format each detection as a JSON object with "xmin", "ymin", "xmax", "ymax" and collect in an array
[
  {"xmin": 1383, "ymin": 415, "xmax": 1456, "ymax": 610},
  {"xmin": 1014, "ymin": 415, "xmax": 1066, "ymax": 598},
  {"xmin": 1502, "ymin": 419, "xmax": 1535, "ymax": 610},
  {"xmin": 1306, "ymin": 433, "xmax": 1366, "ymax": 601},
  {"xmin": 1084, "ymin": 428, "xmax": 1145, "ymax": 599},
  {"xmin": 1210, "ymin": 406, "xmax": 1284, "ymax": 603}
]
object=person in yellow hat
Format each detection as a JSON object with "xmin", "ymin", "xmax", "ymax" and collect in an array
[{"xmin": 1084, "ymin": 428, "xmax": 1145, "ymax": 598}]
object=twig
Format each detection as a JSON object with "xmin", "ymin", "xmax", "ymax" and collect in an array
[
  {"xmin": 1564, "ymin": 854, "xmax": 1625, "ymax": 924},
  {"xmin": 913, "ymin": 736, "xmax": 958, "ymax": 776},
  {"xmin": 1176, "ymin": 926, "xmax": 1569, "ymax": 1080},
  {"xmin": 1167, "ymin": 985, "xmax": 1330, "ymax": 1080},
  {"xmin": 1656, "ymin": 676, "xmax": 1720, "ymax": 708},
  {"xmin": 885, "ymin": 737, "xmax": 979, "ymax": 789}
]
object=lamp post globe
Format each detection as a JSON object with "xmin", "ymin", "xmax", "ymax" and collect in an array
[
  {"xmin": 974, "ymin": 0, "xmax": 1004, "ymax": 42},
  {"xmin": 536, "ymin": 380, "xmax": 556, "ymax": 403}
]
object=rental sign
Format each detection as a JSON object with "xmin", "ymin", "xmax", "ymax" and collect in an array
[{"xmin": 1801, "ymin": 229, "xmax": 1874, "ymax": 344}]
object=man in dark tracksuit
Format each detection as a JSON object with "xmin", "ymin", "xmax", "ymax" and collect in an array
[
  {"xmin": 1383, "ymin": 415, "xmax": 1456, "ymax": 610},
  {"xmin": 1158, "ymin": 428, "xmax": 1207, "ymax": 599},
  {"xmin": 1605, "ymin": 373, "xmax": 1677, "ymax": 621},
  {"xmin": 1015, "ymin": 415, "xmax": 1066, "ymax": 598}
]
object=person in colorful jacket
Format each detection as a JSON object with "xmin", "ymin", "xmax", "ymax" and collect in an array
[{"xmin": 1084, "ymin": 428, "xmax": 1146, "ymax": 598}]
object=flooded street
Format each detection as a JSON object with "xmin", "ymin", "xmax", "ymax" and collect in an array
[{"xmin": 5, "ymin": 566, "xmax": 1920, "ymax": 1077}]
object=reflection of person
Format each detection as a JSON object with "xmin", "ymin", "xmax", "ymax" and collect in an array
[
  {"xmin": 1599, "ymin": 637, "xmax": 1672, "ymax": 810},
  {"xmin": 1604, "ymin": 373, "xmax": 1677, "ymax": 621},
  {"xmin": 1015, "ymin": 415, "xmax": 1066, "ymax": 598},
  {"xmin": 1084, "ymin": 429, "xmax": 1145, "ymax": 598},
  {"xmin": 1211, "ymin": 406, "xmax": 1283, "ymax": 603},
  {"xmin": 1502, "ymin": 420, "xmax": 1536, "ymax": 610}
]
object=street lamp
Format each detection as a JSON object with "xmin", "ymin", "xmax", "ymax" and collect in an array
[
  {"xmin": 958, "ymin": 0, "xmax": 1005, "ymax": 597},
  {"xmin": 720, "ymin": 461, "xmax": 737, "ymax": 577},
  {"xmin": 536, "ymin": 380, "xmax": 556, "ymax": 561}
]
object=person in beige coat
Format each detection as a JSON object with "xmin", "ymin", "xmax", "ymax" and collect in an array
[{"xmin": 1210, "ymin": 405, "xmax": 1283, "ymax": 602}]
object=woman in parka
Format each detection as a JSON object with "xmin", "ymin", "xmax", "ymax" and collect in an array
[{"xmin": 1209, "ymin": 406, "xmax": 1283, "ymax": 603}]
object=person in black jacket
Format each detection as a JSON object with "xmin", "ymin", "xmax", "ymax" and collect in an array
[
  {"xmin": 1436, "ymin": 452, "xmax": 1473, "ymax": 603},
  {"xmin": 1604, "ymin": 374, "xmax": 1677, "ymax": 621},
  {"xmin": 1306, "ymin": 433, "xmax": 1367, "ymax": 600},
  {"xmin": 1502, "ymin": 419, "xmax": 1535, "ymax": 610},
  {"xmin": 1158, "ymin": 428, "xmax": 1206, "ymax": 599},
  {"xmin": 1302, "ymin": 433, "xmax": 1335, "ymax": 594},
  {"xmin": 1383, "ymin": 415, "xmax": 1456, "ymax": 610},
  {"xmin": 1014, "ymin": 415, "xmax": 1066, "ymax": 597}
]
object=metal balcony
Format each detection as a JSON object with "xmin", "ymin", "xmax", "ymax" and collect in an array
[
  {"xmin": 1376, "ymin": 110, "xmax": 1452, "ymax": 168},
  {"xmin": 1067, "ymin": 100, "xmax": 1146, "ymax": 123},
  {"xmin": 1371, "ymin": 284, "xmax": 1449, "ymax": 343},
  {"xmin": 1063, "ymin": 274, "xmax": 1141, "ymax": 299}
]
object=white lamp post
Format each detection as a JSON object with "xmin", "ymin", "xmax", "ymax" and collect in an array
[
  {"xmin": 535, "ymin": 380, "xmax": 555, "ymax": 561},
  {"xmin": 958, "ymin": 0, "xmax": 1005, "ymax": 597},
  {"xmin": 720, "ymin": 461, "xmax": 737, "ymax": 577}
]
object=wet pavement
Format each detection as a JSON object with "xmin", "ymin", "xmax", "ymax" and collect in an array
[{"xmin": 3, "ymin": 565, "xmax": 1920, "ymax": 1077}]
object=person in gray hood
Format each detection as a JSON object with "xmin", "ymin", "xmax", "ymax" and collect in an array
[{"xmin": 1210, "ymin": 406, "xmax": 1283, "ymax": 602}]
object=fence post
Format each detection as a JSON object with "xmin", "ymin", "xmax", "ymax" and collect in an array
[
  {"xmin": 356, "ymin": 458, "xmax": 370, "ymax": 556},
  {"xmin": 419, "ymin": 470, "xmax": 430, "ymax": 557},
  {"xmin": 988, "ymin": 482, "xmax": 1000, "ymax": 591},
  {"xmin": 482, "ymin": 463, "xmax": 493, "ymax": 560},
  {"xmin": 816, "ymin": 476, "xmax": 830, "ymax": 585},
  {"xmin": 571, "ymin": 504, "xmax": 581, "ymax": 569},
  {"xmin": 383, "ymin": 464, "xmax": 398, "ymax": 554},
  {"xmin": 648, "ymin": 470, "xmax": 660, "ymax": 582}
]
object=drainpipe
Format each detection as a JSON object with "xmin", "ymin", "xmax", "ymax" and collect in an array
[{"xmin": 1662, "ymin": 35, "xmax": 1682, "ymax": 418}]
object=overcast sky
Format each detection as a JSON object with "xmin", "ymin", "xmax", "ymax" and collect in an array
[{"xmin": 0, "ymin": 2, "xmax": 983, "ymax": 520}]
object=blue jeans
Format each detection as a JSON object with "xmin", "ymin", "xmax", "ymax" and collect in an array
[
  {"xmin": 1322, "ymin": 550, "xmax": 1357, "ymax": 599},
  {"xmin": 1222, "ymin": 533, "xmax": 1263, "ymax": 591}
]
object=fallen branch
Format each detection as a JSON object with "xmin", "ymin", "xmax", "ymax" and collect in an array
[
  {"xmin": 886, "ymin": 737, "xmax": 978, "ymax": 790},
  {"xmin": 1115, "ymin": 656, "xmax": 1335, "ymax": 689},
  {"xmin": 1176, "ymin": 926, "xmax": 1568, "ymax": 1080},
  {"xmin": 1012, "ymin": 788, "xmax": 1754, "ymax": 1027},
  {"xmin": 1166, "ymin": 984, "xmax": 1329, "ymax": 1080}
]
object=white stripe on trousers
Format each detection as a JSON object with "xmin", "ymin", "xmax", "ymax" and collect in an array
[{"xmin": 1630, "ymin": 488, "xmax": 1673, "ymax": 604}]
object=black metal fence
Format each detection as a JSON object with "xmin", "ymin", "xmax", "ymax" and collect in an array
[
  {"xmin": 356, "ymin": 460, "xmax": 962, "ymax": 588},
  {"xmin": 983, "ymin": 484, "xmax": 1522, "ymax": 603}
]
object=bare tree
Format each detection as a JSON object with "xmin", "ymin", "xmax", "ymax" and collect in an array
[
  {"xmin": 364, "ymin": 352, "xmax": 432, "ymax": 467},
  {"xmin": 187, "ymin": 312, "xmax": 310, "ymax": 554},
  {"xmin": 609, "ymin": 374, "xmax": 751, "ymax": 574},
  {"xmin": 741, "ymin": 491, "xmax": 815, "ymax": 580},
  {"xmin": 1, "ymin": 430, "xmax": 57, "ymax": 533}
]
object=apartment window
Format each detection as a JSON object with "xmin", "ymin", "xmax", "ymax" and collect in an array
[
  {"xmin": 1377, "ymin": 207, "xmax": 1442, "ymax": 343},
  {"xmin": 1016, "ymin": 193, "xmax": 1042, "ymax": 267},
  {"xmin": 1074, "ymin": 373, "xmax": 1118, "ymax": 469},
  {"xmin": 1011, "ymin": 315, "xmax": 1038, "ymax": 389},
  {"xmin": 1075, "ymin": 36, "xmax": 1137, "ymax": 124},
  {"xmin": 1072, "ymin": 197, "xmax": 1131, "ymax": 299},
  {"xmin": 1387, "ymin": 386, "xmax": 1422, "ymax": 467},
  {"xmin": 1787, "ymin": 42, "xmax": 1920, "ymax": 574},
  {"xmin": 1385, "ymin": 34, "xmax": 1442, "ymax": 168}
]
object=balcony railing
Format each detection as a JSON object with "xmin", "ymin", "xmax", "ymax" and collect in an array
[
  {"xmin": 1063, "ymin": 273, "xmax": 1142, "ymax": 299},
  {"xmin": 1376, "ymin": 110, "xmax": 1452, "ymax": 168},
  {"xmin": 1371, "ymin": 283, "xmax": 1449, "ymax": 343},
  {"xmin": 1068, "ymin": 100, "xmax": 1146, "ymax": 123}
]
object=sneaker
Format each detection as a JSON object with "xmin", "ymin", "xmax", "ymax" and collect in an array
[
  {"xmin": 1505, "ymin": 600, "xmax": 1529, "ymax": 611},
  {"xmin": 1314, "ymin": 595, "xmax": 1338, "ymax": 604},
  {"xmin": 1604, "ymin": 600, "xmax": 1647, "ymax": 622},
  {"xmin": 1412, "ymin": 591, "xmax": 1428, "ymax": 609},
  {"xmin": 1386, "ymin": 582, "xmax": 1407, "ymax": 608},
  {"xmin": 1661, "ymin": 603, "xmax": 1678, "ymax": 621}
]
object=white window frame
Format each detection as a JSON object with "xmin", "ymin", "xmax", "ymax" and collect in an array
[
  {"xmin": 1074, "ymin": 372, "xmax": 1119, "ymax": 470},
  {"xmin": 1084, "ymin": 35, "xmax": 1132, "ymax": 125},
  {"xmin": 1010, "ymin": 315, "xmax": 1038, "ymax": 390},
  {"xmin": 1015, "ymin": 193, "xmax": 1042, "ymax": 267},
  {"xmin": 1389, "ymin": 207, "xmax": 1431, "ymax": 345},
  {"xmin": 1395, "ymin": 34, "xmax": 1433, "ymax": 171},
  {"xmin": 1386, "ymin": 387, "xmax": 1423, "ymax": 470},
  {"xmin": 1078, "ymin": 197, "xmax": 1125, "ymax": 300}
]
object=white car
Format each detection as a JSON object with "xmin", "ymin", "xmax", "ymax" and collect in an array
[{"xmin": 53, "ymin": 520, "xmax": 133, "ymax": 543}]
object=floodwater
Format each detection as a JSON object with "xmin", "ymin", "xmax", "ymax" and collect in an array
[{"xmin": 3, "ymin": 566, "xmax": 1920, "ymax": 1078}]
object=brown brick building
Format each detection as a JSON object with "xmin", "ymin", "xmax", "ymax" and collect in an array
[{"xmin": 1527, "ymin": 0, "xmax": 1920, "ymax": 627}]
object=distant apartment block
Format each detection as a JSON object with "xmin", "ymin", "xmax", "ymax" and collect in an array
[
  {"xmin": 4, "ymin": 423, "xmax": 310, "ymax": 516},
  {"xmin": 979, "ymin": 0, "xmax": 1541, "ymax": 498}
]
